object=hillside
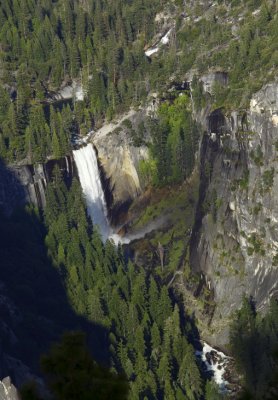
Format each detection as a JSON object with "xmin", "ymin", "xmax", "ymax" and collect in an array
[{"xmin": 0, "ymin": 1, "xmax": 278, "ymax": 399}]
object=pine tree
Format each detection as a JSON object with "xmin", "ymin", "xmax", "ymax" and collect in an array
[
  {"xmin": 205, "ymin": 381, "xmax": 223, "ymax": 400},
  {"xmin": 157, "ymin": 286, "xmax": 172, "ymax": 328},
  {"xmin": 151, "ymin": 322, "xmax": 161, "ymax": 351},
  {"xmin": 57, "ymin": 243, "xmax": 66, "ymax": 265},
  {"xmin": 230, "ymin": 296, "xmax": 257, "ymax": 391},
  {"xmin": 52, "ymin": 129, "xmax": 62, "ymax": 158},
  {"xmin": 178, "ymin": 344, "xmax": 203, "ymax": 400},
  {"xmin": 0, "ymin": 86, "xmax": 10, "ymax": 124},
  {"xmin": 157, "ymin": 352, "xmax": 171, "ymax": 385},
  {"xmin": 134, "ymin": 325, "xmax": 146, "ymax": 356},
  {"xmin": 25, "ymin": 332, "xmax": 130, "ymax": 400},
  {"xmin": 148, "ymin": 277, "xmax": 160, "ymax": 321}
]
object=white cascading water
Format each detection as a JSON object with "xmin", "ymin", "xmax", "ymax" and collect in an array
[
  {"xmin": 73, "ymin": 143, "xmax": 153, "ymax": 244},
  {"xmin": 73, "ymin": 143, "xmax": 111, "ymax": 241},
  {"xmin": 196, "ymin": 342, "xmax": 231, "ymax": 393}
]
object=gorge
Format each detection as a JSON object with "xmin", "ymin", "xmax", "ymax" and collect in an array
[
  {"xmin": 71, "ymin": 124, "xmax": 236, "ymax": 394},
  {"xmin": 0, "ymin": 0, "xmax": 277, "ymax": 399},
  {"xmin": 1, "ymin": 78, "xmax": 277, "ymax": 399}
]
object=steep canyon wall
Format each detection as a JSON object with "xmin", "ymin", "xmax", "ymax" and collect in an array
[
  {"xmin": 0, "ymin": 156, "xmax": 75, "ymax": 215},
  {"xmin": 189, "ymin": 82, "xmax": 278, "ymax": 346}
]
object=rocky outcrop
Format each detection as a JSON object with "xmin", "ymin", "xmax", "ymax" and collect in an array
[
  {"xmin": 200, "ymin": 71, "xmax": 228, "ymax": 94},
  {"xmin": 0, "ymin": 377, "xmax": 19, "ymax": 400},
  {"xmin": 0, "ymin": 156, "xmax": 75, "ymax": 215},
  {"xmin": 48, "ymin": 80, "xmax": 85, "ymax": 102},
  {"xmin": 189, "ymin": 82, "xmax": 278, "ymax": 347},
  {"xmin": 93, "ymin": 110, "xmax": 150, "ymax": 223}
]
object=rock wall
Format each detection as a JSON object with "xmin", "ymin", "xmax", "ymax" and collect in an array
[
  {"xmin": 200, "ymin": 71, "xmax": 228, "ymax": 94},
  {"xmin": 48, "ymin": 80, "xmax": 85, "ymax": 102},
  {"xmin": 93, "ymin": 110, "xmax": 150, "ymax": 223},
  {"xmin": 0, "ymin": 155, "xmax": 75, "ymax": 215},
  {"xmin": 0, "ymin": 377, "xmax": 19, "ymax": 400},
  {"xmin": 189, "ymin": 82, "xmax": 278, "ymax": 347}
]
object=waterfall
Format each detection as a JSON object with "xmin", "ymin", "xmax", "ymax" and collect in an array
[
  {"xmin": 73, "ymin": 143, "xmax": 111, "ymax": 241},
  {"xmin": 73, "ymin": 143, "xmax": 137, "ymax": 245}
]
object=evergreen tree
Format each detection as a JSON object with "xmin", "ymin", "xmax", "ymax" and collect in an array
[{"xmin": 20, "ymin": 332, "xmax": 129, "ymax": 400}]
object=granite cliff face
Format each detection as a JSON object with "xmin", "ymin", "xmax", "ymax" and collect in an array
[
  {"xmin": 0, "ymin": 377, "xmax": 19, "ymax": 400},
  {"xmin": 189, "ymin": 82, "xmax": 278, "ymax": 347},
  {"xmin": 92, "ymin": 110, "xmax": 150, "ymax": 223},
  {"xmin": 0, "ymin": 156, "xmax": 75, "ymax": 215}
]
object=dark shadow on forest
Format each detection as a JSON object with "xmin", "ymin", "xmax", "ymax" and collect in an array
[
  {"xmin": 229, "ymin": 296, "xmax": 278, "ymax": 400},
  {"xmin": 0, "ymin": 158, "xmax": 110, "ymax": 387}
]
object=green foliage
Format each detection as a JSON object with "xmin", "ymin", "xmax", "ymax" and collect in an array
[
  {"xmin": 43, "ymin": 176, "xmax": 204, "ymax": 400},
  {"xmin": 0, "ymin": 0, "xmax": 169, "ymax": 162},
  {"xmin": 205, "ymin": 381, "xmax": 224, "ymax": 400},
  {"xmin": 272, "ymin": 253, "xmax": 278, "ymax": 267},
  {"xmin": 246, "ymin": 233, "xmax": 265, "ymax": 256},
  {"xmin": 21, "ymin": 332, "xmax": 129, "ymax": 400},
  {"xmin": 122, "ymin": 119, "xmax": 133, "ymax": 129},
  {"xmin": 148, "ymin": 95, "xmax": 199, "ymax": 186},
  {"xmin": 250, "ymin": 145, "xmax": 264, "ymax": 166},
  {"xmin": 191, "ymin": 75, "xmax": 206, "ymax": 111},
  {"xmin": 138, "ymin": 158, "xmax": 158, "ymax": 187},
  {"xmin": 239, "ymin": 170, "xmax": 249, "ymax": 190},
  {"xmin": 211, "ymin": 80, "xmax": 230, "ymax": 109},
  {"xmin": 0, "ymin": 193, "xmax": 107, "ymax": 382},
  {"xmin": 262, "ymin": 168, "xmax": 275, "ymax": 191},
  {"xmin": 252, "ymin": 202, "xmax": 262, "ymax": 216},
  {"xmin": 177, "ymin": 2, "xmax": 278, "ymax": 109},
  {"xmin": 0, "ymin": 0, "xmax": 276, "ymax": 166},
  {"xmin": 230, "ymin": 297, "xmax": 278, "ymax": 399}
]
